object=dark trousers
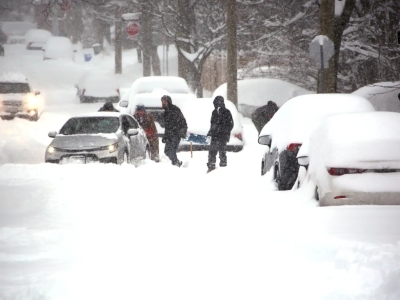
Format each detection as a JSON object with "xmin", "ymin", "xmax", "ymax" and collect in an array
[
  {"xmin": 208, "ymin": 139, "xmax": 227, "ymax": 166},
  {"xmin": 164, "ymin": 135, "xmax": 181, "ymax": 165}
]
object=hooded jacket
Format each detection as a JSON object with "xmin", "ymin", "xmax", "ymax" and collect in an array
[
  {"xmin": 207, "ymin": 97, "xmax": 234, "ymax": 143},
  {"xmin": 162, "ymin": 96, "xmax": 188, "ymax": 139}
]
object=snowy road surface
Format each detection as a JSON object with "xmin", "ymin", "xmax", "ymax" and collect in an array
[{"xmin": 0, "ymin": 44, "xmax": 400, "ymax": 299}]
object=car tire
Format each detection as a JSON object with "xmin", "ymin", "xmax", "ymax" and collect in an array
[
  {"xmin": 315, "ymin": 186, "xmax": 320, "ymax": 201},
  {"xmin": 145, "ymin": 145, "xmax": 150, "ymax": 160},
  {"xmin": 261, "ymin": 161, "xmax": 265, "ymax": 176},
  {"xmin": 275, "ymin": 166, "xmax": 290, "ymax": 191},
  {"xmin": 123, "ymin": 150, "xmax": 130, "ymax": 164}
]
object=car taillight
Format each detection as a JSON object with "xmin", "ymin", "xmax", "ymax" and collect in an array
[
  {"xmin": 116, "ymin": 88, "xmax": 120, "ymax": 94},
  {"xmin": 82, "ymin": 89, "xmax": 86, "ymax": 95},
  {"xmin": 286, "ymin": 143, "xmax": 302, "ymax": 151},
  {"xmin": 234, "ymin": 133, "xmax": 243, "ymax": 141},
  {"xmin": 327, "ymin": 168, "xmax": 366, "ymax": 176},
  {"xmin": 334, "ymin": 195, "xmax": 347, "ymax": 199}
]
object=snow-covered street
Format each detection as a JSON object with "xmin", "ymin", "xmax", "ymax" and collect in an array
[{"xmin": 1, "ymin": 44, "xmax": 400, "ymax": 299}]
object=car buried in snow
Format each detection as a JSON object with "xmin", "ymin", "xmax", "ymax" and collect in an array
[
  {"xmin": 45, "ymin": 112, "xmax": 149, "ymax": 165},
  {"xmin": 258, "ymin": 93, "xmax": 375, "ymax": 191}
]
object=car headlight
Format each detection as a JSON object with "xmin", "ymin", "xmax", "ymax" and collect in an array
[
  {"xmin": 47, "ymin": 146, "xmax": 55, "ymax": 154},
  {"xmin": 26, "ymin": 94, "xmax": 38, "ymax": 109},
  {"xmin": 107, "ymin": 143, "xmax": 118, "ymax": 153}
]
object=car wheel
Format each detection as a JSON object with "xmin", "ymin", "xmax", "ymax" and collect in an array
[
  {"xmin": 123, "ymin": 150, "xmax": 130, "ymax": 164},
  {"xmin": 275, "ymin": 166, "xmax": 289, "ymax": 191},
  {"xmin": 145, "ymin": 145, "xmax": 151, "ymax": 160},
  {"xmin": 315, "ymin": 186, "xmax": 320, "ymax": 201},
  {"xmin": 261, "ymin": 161, "xmax": 265, "ymax": 176}
]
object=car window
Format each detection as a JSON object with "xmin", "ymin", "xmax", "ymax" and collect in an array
[
  {"xmin": 126, "ymin": 115, "xmax": 139, "ymax": 129},
  {"xmin": 59, "ymin": 117, "xmax": 120, "ymax": 135},
  {"xmin": 121, "ymin": 115, "xmax": 138, "ymax": 133},
  {"xmin": 0, "ymin": 82, "xmax": 31, "ymax": 94}
]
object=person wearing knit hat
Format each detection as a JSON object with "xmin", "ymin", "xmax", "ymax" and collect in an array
[{"xmin": 133, "ymin": 104, "xmax": 160, "ymax": 162}]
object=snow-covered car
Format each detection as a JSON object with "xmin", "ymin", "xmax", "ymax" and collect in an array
[
  {"xmin": 43, "ymin": 36, "xmax": 74, "ymax": 60},
  {"xmin": 212, "ymin": 78, "xmax": 314, "ymax": 118},
  {"xmin": 296, "ymin": 112, "xmax": 400, "ymax": 206},
  {"xmin": 258, "ymin": 94, "xmax": 375, "ymax": 191},
  {"xmin": 24, "ymin": 29, "xmax": 52, "ymax": 50},
  {"xmin": 75, "ymin": 71, "xmax": 120, "ymax": 103},
  {"xmin": 45, "ymin": 112, "xmax": 149, "ymax": 165},
  {"xmin": 117, "ymin": 76, "xmax": 196, "ymax": 127},
  {"xmin": 352, "ymin": 82, "xmax": 400, "ymax": 113},
  {"xmin": 178, "ymin": 98, "xmax": 244, "ymax": 152},
  {"xmin": 0, "ymin": 72, "xmax": 43, "ymax": 121}
]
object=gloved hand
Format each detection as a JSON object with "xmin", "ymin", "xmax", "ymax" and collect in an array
[
  {"xmin": 179, "ymin": 128, "xmax": 188, "ymax": 139},
  {"xmin": 162, "ymin": 137, "xmax": 167, "ymax": 143}
]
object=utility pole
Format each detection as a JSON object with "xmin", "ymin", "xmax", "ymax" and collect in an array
[{"xmin": 226, "ymin": 0, "xmax": 238, "ymax": 107}]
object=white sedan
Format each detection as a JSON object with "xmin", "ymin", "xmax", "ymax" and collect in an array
[
  {"xmin": 297, "ymin": 111, "xmax": 400, "ymax": 206},
  {"xmin": 117, "ymin": 76, "xmax": 196, "ymax": 127}
]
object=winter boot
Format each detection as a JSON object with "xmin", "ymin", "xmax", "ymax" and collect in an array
[
  {"xmin": 173, "ymin": 160, "xmax": 182, "ymax": 167},
  {"xmin": 207, "ymin": 163, "xmax": 216, "ymax": 173}
]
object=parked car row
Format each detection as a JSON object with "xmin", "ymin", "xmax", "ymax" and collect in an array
[{"xmin": 258, "ymin": 93, "xmax": 400, "ymax": 206}]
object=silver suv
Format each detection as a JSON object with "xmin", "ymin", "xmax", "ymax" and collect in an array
[{"xmin": 0, "ymin": 75, "xmax": 41, "ymax": 121}]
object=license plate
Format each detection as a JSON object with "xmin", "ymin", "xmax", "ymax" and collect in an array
[{"xmin": 70, "ymin": 156, "xmax": 86, "ymax": 164}]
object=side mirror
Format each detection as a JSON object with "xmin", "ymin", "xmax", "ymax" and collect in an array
[
  {"xmin": 297, "ymin": 156, "xmax": 309, "ymax": 167},
  {"xmin": 48, "ymin": 131, "xmax": 57, "ymax": 138},
  {"xmin": 119, "ymin": 100, "xmax": 129, "ymax": 108},
  {"xmin": 34, "ymin": 91, "xmax": 40, "ymax": 96},
  {"xmin": 127, "ymin": 128, "xmax": 138, "ymax": 136},
  {"xmin": 258, "ymin": 135, "xmax": 272, "ymax": 147}
]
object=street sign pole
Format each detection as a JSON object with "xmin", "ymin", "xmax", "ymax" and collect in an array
[
  {"xmin": 320, "ymin": 45, "xmax": 325, "ymax": 93},
  {"xmin": 309, "ymin": 35, "xmax": 334, "ymax": 93}
]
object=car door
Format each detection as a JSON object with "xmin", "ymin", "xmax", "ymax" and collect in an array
[{"xmin": 124, "ymin": 115, "xmax": 146, "ymax": 160}]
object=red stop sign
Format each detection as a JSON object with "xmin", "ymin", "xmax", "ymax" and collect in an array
[{"xmin": 126, "ymin": 22, "xmax": 140, "ymax": 38}]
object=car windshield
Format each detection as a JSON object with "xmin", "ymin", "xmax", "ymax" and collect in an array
[
  {"xmin": 0, "ymin": 82, "xmax": 31, "ymax": 94},
  {"xmin": 59, "ymin": 117, "xmax": 120, "ymax": 135}
]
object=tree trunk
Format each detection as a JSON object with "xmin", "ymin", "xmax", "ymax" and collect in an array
[
  {"xmin": 177, "ymin": 0, "xmax": 194, "ymax": 84},
  {"xmin": 115, "ymin": 18, "xmax": 122, "ymax": 74},
  {"xmin": 318, "ymin": 0, "xmax": 335, "ymax": 93},
  {"xmin": 226, "ymin": 0, "xmax": 238, "ymax": 106},
  {"xmin": 151, "ymin": 45, "xmax": 161, "ymax": 76},
  {"xmin": 333, "ymin": 0, "xmax": 356, "ymax": 92},
  {"xmin": 142, "ymin": 5, "xmax": 152, "ymax": 76}
]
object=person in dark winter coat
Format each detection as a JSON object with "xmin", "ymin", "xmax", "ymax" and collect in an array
[
  {"xmin": 206, "ymin": 96, "xmax": 234, "ymax": 173},
  {"xmin": 251, "ymin": 100, "xmax": 279, "ymax": 134},
  {"xmin": 161, "ymin": 95, "xmax": 188, "ymax": 167},
  {"xmin": 134, "ymin": 104, "xmax": 160, "ymax": 162},
  {"xmin": 98, "ymin": 101, "xmax": 119, "ymax": 112}
]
